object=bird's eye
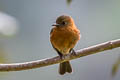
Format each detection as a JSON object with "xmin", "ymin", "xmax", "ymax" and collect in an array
[{"xmin": 62, "ymin": 21, "xmax": 67, "ymax": 25}]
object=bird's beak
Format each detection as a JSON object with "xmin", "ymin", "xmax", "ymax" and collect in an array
[{"xmin": 52, "ymin": 23, "xmax": 60, "ymax": 26}]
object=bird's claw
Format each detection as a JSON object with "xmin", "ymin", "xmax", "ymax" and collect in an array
[
  {"xmin": 60, "ymin": 55, "xmax": 65, "ymax": 60},
  {"xmin": 71, "ymin": 49, "xmax": 77, "ymax": 56}
]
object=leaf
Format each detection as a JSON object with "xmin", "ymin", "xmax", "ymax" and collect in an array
[{"xmin": 66, "ymin": 0, "xmax": 72, "ymax": 6}]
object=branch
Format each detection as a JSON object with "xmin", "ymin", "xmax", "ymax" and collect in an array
[{"xmin": 0, "ymin": 39, "xmax": 120, "ymax": 72}]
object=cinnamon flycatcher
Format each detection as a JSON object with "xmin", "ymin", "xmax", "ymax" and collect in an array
[{"xmin": 50, "ymin": 15, "xmax": 80, "ymax": 75}]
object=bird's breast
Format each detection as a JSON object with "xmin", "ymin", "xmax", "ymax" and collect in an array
[{"xmin": 50, "ymin": 27, "xmax": 80, "ymax": 54}]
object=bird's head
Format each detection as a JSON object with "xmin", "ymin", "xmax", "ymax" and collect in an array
[{"xmin": 52, "ymin": 15, "xmax": 75, "ymax": 27}]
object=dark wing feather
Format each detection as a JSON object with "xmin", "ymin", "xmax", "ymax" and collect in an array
[{"xmin": 51, "ymin": 44, "xmax": 63, "ymax": 57}]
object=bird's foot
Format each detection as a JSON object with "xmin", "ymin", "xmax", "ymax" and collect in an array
[
  {"xmin": 60, "ymin": 55, "xmax": 65, "ymax": 60},
  {"xmin": 71, "ymin": 49, "xmax": 77, "ymax": 56}
]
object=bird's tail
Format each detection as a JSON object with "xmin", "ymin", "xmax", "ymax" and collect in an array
[{"xmin": 59, "ymin": 61, "xmax": 72, "ymax": 75}]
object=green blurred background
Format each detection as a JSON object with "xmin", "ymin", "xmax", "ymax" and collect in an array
[{"xmin": 0, "ymin": 0, "xmax": 120, "ymax": 80}]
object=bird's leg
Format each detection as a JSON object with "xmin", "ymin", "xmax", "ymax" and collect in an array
[
  {"xmin": 70, "ymin": 49, "xmax": 77, "ymax": 55},
  {"xmin": 56, "ymin": 51, "xmax": 65, "ymax": 59}
]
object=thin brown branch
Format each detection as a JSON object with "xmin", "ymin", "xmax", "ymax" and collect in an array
[{"xmin": 0, "ymin": 39, "xmax": 120, "ymax": 72}]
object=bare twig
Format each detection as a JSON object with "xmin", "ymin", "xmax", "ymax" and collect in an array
[{"xmin": 0, "ymin": 39, "xmax": 120, "ymax": 72}]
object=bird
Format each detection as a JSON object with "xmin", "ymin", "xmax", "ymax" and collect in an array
[{"xmin": 50, "ymin": 15, "xmax": 80, "ymax": 75}]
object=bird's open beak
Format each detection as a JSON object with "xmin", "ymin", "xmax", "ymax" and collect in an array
[{"xmin": 52, "ymin": 23, "xmax": 60, "ymax": 26}]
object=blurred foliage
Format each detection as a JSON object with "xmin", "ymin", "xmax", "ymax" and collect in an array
[
  {"xmin": 0, "ymin": 46, "xmax": 8, "ymax": 77},
  {"xmin": 66, "ymin": 0, "xmax": 72, "ymax": 6},
  {"xmin": 0, "ymin": 46, "xmax": 8, "ymax": 63},
  {"xmin": 112, "ymin": 56, "xmax": 120, "ymax": 77}
]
